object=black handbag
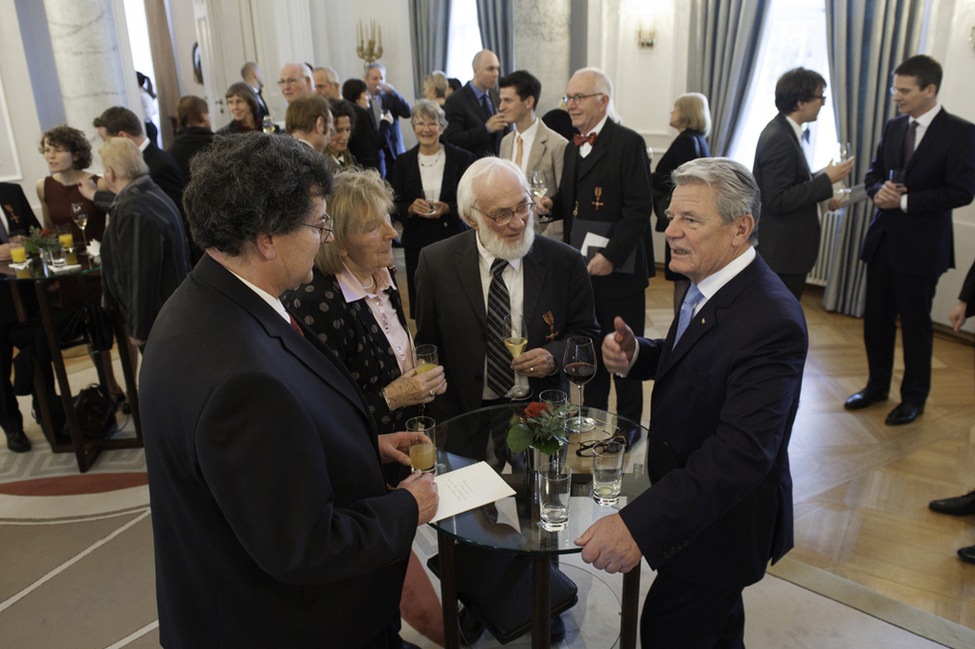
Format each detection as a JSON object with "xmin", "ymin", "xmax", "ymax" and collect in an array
[{"xmin": 72, "ymin": 384, "xmax": 118, "ymax": 439}]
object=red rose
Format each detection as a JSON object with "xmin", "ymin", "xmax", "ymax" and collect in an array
[{"xmin": 525, "ymin": 402, "xmax": 547, "ymax": 419}]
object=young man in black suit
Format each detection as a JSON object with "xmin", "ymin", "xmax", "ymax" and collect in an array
[
  {"xmin": 580, "ymin": 158, "xmax": 808, "ymax": 648},
  {"xmin": 845, "ymin": 55, "xmax": 975, "ymax": 425},
  {"xmin": 753, "ymin": 67, "xmax": 854, "ymax": 299},
  {"xmin": 537, "ymin": 67, "xmax": 654, "ymax": 434}
]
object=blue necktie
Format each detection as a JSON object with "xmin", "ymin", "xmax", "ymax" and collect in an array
[
  {"xmin": 481, "ymin": 92, "xmax": 494, "ymax": 118},
  {"xmin": 674, "ymin": 285, "xmax": 704, "ymax": 348}
]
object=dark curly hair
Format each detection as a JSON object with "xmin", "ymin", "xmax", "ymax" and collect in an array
[
  {"xmin": 39, "ymin": 125, "xmax": 93, "ymax": 170},
  {"xmin": 184, "ymin": 133, "xmax": 333, "ymax": 256},
  {"xmin": 342, "ymin": 78, "xmax": 368, "ymax": 104}
]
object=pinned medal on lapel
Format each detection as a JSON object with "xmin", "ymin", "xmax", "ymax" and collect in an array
[
  {"xmin": 542, "ymin": 311, "xmax": 559, "ymax": 342},
  {"xmin": 573, "ymin": 201, "xmax": 579, "ymax": 217},
  {"xmin": 592, "ymin": 187, "xmax": 604, "ymax": 211}
]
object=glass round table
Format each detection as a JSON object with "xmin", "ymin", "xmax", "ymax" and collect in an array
[{"xmin": 427, "ymin": 403, "xmax": 672, "ymax": 649}]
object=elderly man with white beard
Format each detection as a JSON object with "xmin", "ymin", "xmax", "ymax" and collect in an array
[{"xmin": 414, "ymin": 157, "xmax": 599, "ymax": 427}]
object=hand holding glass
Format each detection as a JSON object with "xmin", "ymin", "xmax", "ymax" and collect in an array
[
  {"xmin": 407, "ymin": 416, "xmax": 437, "ymax": 474},
  {"xmin": 503, "ymin": 314, "xmax": 530, "ymax": 398}
]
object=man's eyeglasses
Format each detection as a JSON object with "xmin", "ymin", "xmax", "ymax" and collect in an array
[
  {"xmin": 303, "ymin": 214, "xmax": 334, "ymax": 240},
  {"xmin": 575, "ymin": 436, "xmax": 627, "ymax": 457},
  {"xmin": 477, "ymin": 200, "xmax": 535, "ymax": 227},
  {"xmin": 563, "ymin": 92, "xmax": 604, "ymax": 105},
  {"xmin": 278, "ymin": 77, "xmax": 302, "ymax": 86}
]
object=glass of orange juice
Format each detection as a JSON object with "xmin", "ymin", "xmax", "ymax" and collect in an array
[
  {"xmin": 10, "ymin": 244, "xmax": 26, "ymax": 264},
  {"xmin": 57, "ymin": 224, "xmax": 74, "ymax": 251}
]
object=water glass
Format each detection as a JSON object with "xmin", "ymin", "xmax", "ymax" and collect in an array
[
  {"xmin": 537, "ymin": 461, "xmax": 571, "ymax": 531},
  {"xmin": 592, "ymin": 439, "xmax": 625, "ymax": 506}
]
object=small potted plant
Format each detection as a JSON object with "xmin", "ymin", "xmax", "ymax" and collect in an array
[
  {"xmin": 507, "ymin": 401, "xmax": 570, "ymax": 470},
  {"xmin": 24, "ymin": 226, "xmax": 63, "ymax": 266}
]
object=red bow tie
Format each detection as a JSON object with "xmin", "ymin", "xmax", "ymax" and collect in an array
[{"xmin": 573, "ymin": 132, "xmax": 597, "ymax": 147}]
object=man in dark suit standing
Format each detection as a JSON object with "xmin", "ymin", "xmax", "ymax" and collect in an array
[
  {"xmin": 140, "ymin": 133, "xmax": 437, "ymax": 648},
  {"xmin": 577, "ymin": 158, "xmax": 808, "ymax": 648},
  {"xmin": 442, "ymin": 49, "xmax": 508, "ymax": 159},
  {"xmin": 845, "ymin": 55, "xmax": 975, "ymax": 425},
  {"xmin": 316, "ymin": 66, "xmax": 381, "ymax": 172},
  {"xmin": 0, "ymin": 182, "xmax": 41, "ymax": 452},
  {"xmin": 414, "ymin": 157, "xmax": 599, "ymax": 428},
  {"xmin": 753, "ymin": 67, "xmax": 854, "ymax": 299},
  {"xmin": 538, "ymin": 67, "xmax": 653, "ymax": 433},
  {"xmin": 241, "ymin": 61, "xmax": 269, "ymax": 122},
  {"xmin": 88, "ymin": 106, "xmax": 185, "ymax": 210},
  {"xmin": 365, "ymin": 63, "xmax": 411, "ymax": 177}
]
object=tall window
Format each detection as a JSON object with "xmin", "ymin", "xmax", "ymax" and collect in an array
[
  {"xmin": 728, "ymin": 0, "xmax": 838, "ymax": 171},
  {"xmin": 445, "ymin": 0, "xmax": 483, "ymax": 82}
]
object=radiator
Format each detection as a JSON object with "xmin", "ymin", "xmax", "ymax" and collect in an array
[{"xmin": 808, "ymin": 208, "xmax": 841, "ymax": 286}]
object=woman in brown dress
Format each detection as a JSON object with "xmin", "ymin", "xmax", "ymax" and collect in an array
[{"xmin": 35, "ymin": 125, "xmax": 107, "ymax": 242}]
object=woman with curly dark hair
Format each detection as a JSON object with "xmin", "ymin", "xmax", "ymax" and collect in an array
[{"xmin": 35, "ymin": 125, "xmax": 107, "ymax": 241}]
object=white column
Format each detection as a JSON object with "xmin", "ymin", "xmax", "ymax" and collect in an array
[{"xmin": 42, "ymin": 0, "xmax": 129, "ymax": 136}]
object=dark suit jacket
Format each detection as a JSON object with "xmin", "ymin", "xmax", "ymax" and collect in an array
[
  {"xmin": 618, "ymin": 253, "xmax": 807, "ymax": 589},
  {"xmin": 753, "ymin": 113, "xmax": 834, "ymax": 275},
  {"xmin": 0, "ymin": 182, "xmax": 41, "ymax": 326},
  {"xmin": 551, "ymin": 118, "xmax": 654, "ymax": 297},
  {"xmin": 141, "ymin": 255, "xmax": 419, "ymax": 648},
  {"xmin": 414, "ymin": 231, "xmax": 600, "ymax": 424},
  {"xmin": 100, "ymin": 176, "xmax": 190, "ymax": 341},
  {"xmin": 442, "ymin": 82, "xmax": 505, "ymax": 159},
  {"xmin": 166, "ymin": 127, "xmax": 215, "ymax": 181},
  {"xmin": 861, "ymin": 108, "xmax": 975, "ymax": 275},
  {"xmin": 348, "ymin": 101, "xmax": 381, "ymax": 173},
  {"xmin": 94, "ymin": 141, "xmax": 186, "ymax": 214},
  {"xmin": 390, "ymin": 142, "xmax": 474, "ymax": 249},
  {"xmin": 958, "ymin": 259, "xmax": 975, "ymax": 318},
  {"xmin": 286, "ymin": 269, "xmax": 415, "ymax": 434}
]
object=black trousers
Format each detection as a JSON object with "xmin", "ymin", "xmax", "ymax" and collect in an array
[
  {"xmin": 863, "ymin": 239, "xmax": 940, "ymax": 404},
  {"xmin": 641, "ymin": 570, "xmax": 745, "ymax": 649},
  {"xmin": 584, "ymin": 288, "xmax": 645, "ymax": 424},
  {"xmin": 0, "ymin": 323, "xmax": 22, "ymax": 436}
]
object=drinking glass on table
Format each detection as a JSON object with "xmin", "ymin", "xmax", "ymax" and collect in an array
[
  {"xmin": 592, "ymin": 439, "xmax": 625, "ymax": 506},
  {"xmin": 407, "ymin": 416, "xmax": 437, "ymax": 474},
  {"xmin": 537, "ymin": 461, "xmax": 571, "ymax": 531},
  {"xmin": 56, "ymin": 224, "xmax": 74, "ymax": 251},
  {"xmin": 502, "ymin": 314, "xmax": 530, "ymax": 399},
  {"xmin": 562, "ymin": 336, "xmax": 596, "ymax": 432},
  {"xmin": 71, "ymin": 202, "xmax": 89, "ymax": 249}
]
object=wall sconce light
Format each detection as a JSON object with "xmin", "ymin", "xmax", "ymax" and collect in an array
[{"xmin": 637, "ymin": 19, "xmax": 656, "ymax": 48}]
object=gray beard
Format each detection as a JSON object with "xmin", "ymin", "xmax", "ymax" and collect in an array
[{"xmin": 477, "ymin": 214, "xmax": 536, "ymax": 260}]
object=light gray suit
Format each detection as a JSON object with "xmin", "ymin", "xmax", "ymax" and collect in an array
[{"xmin": 500, "ymin": 119, "xmax": 568, "ymax": 239}]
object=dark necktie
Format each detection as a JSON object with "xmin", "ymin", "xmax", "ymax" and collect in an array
[
  {"xmin": 573, "ymin": 132, "xmax": 597, "ymax": 147},
  {"xmin": 801, "ymin": 128, "xmax": 810, "ymax": 143},
  {"xmin": 904, "ymin": 120, "xmax": 918, "ymax": 166},
  {"xmin": 481, "ymin": 92, "xmax": 494, "ymax": 118},
  {"xmin": 673, "ymin": 284, "xmax": 704, "ymax": 348},
  {"xmin": 486, "ymin": 258, "xmax": 514, "ymax": 396}
]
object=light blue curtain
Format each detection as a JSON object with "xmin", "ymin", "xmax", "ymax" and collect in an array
[
  {"xmin": 687, "ymin": 0, "xmax": 770, "ymax": 156},
  {"xmin": 475, "ymin": 0, "xmax": 514, "ymax": 72},
  {"xmin": 408, "ymin": 0, "xmax": 452, "ymax": 99},
  {"xmin": 823, "ymin": 0, "xmax": 926, "ymax": 315}
]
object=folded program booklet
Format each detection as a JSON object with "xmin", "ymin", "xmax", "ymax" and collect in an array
[{"xmin": 430, "ymin": 461, "xmax": 516, "ymax": 523}]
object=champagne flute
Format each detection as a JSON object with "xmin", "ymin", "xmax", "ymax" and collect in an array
[
  {"xmin": 563, "ymin": 336, "xmax": 596, "ymax": 432},
  {"xmin": 531, "ymin": 172, "xmax": 553, "ymax": 223},
  {"xmin": 503, "ymin": 314, "xmax": 530, "ymax": 399},
  {"xmin": 71, "ymin": 203, "xmax": 88, "ymax": 249},
  {"xmin": 262, "ymin": 115, "xmax": 276, "ymax": 134},
  {"xmin": 838, "ymin": 141, "xmax": 853, "ymax": 162},
  {"xmin": 414, "ymin": 344, "xmax": 438, "ymax": 416}
]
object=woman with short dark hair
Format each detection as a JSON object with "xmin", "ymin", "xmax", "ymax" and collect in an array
[
  {"xmin": 35, "ymin": 124, "xmax": 107, "ymax": 240},
  {"xmin": 216, "ymin": 82, "xmax": 265, "ymax": 135}
]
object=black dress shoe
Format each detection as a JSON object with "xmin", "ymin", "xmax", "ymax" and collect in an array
[
  {"xmin": 885, "ymin": 402, "xmax": 924, "ymax": 425},
  {"xmin": 929, "ymin": 490, "xmax": 975, "ymax": 515},
  {"xmin": 458, "ymin": 606, "xmax": 484, "ymax": 644},
  {"xmin": 958, "ymin": 545, "xmax": 975, "ymax": 564},
  {"xmin": 844, "ymin": 388, "xmax": 889, "ymax": 410},
  {"xmin": 551, "ymin": 613, "xmax": 566, "ymax": 642},
  {"xmin": 5, "ymin": 430, "xmax": 31, "ymax": 453}
]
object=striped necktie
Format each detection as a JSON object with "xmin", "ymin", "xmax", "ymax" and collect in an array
[{"xmin": 486, "ymin": 258, "xmax": 514, "ymax": 396}]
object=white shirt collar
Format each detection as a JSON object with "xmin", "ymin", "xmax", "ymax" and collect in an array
[
  {"xmin": 337, "ymin": 264, "xmax": 394, "ymax": 302},
  {"xmin": 786, "ymin": 115, "xmax": 805, "ymax": 142},
  {"xmin": 695, "ymin": 246, "xmax": 757, "ymax": 307},
  {"xmin": 515, "ymin": 116, "xmax": 539, "ymax": 138},
  {"xmin": 911, "ymin": 103, "xmax": 941, "ymax": 127},
  {"xmin": 138, "ymin": 137, "xmax": 150, "ymax": 153},
  {"xmin": 226, "ymin": 268, "xmax": 292, "ymax": 324},
  {"xmin": 585, "ymin": 113, "xmax": 610, "ymax": 138}
]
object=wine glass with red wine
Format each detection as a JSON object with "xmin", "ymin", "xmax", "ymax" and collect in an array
[{"xmin": 563, "ymin": 336, "xmax": 596, "ymax": 432}]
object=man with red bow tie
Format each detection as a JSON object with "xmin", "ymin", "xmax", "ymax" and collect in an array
[{"xmin": 538, "ymin": 67, "xmax": 654, "ymax": 432}]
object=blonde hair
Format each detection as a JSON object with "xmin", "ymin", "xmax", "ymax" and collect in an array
[
  {"xmin": 315, "ymin": 169, "xmax": 395, "ymax": 275},
  {"xmin": 98, "ymin": 137, "xmax": 148, "ymax": 180},
  {"xmin": 672, "ymin": 93, "xmax": 712, "ymax": 136}
]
